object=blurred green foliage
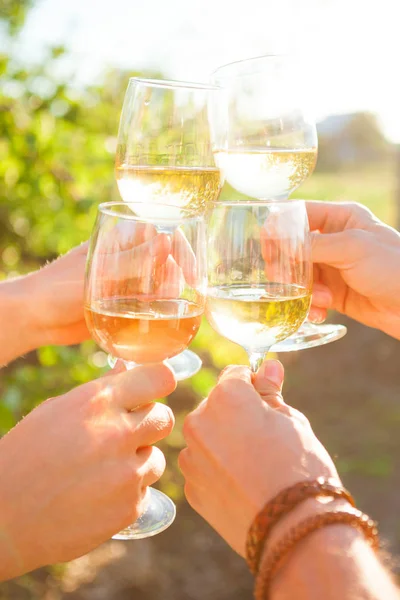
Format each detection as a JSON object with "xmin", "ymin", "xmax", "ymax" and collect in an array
[
  {"xmin": 0, "ymin": 7, "xmax": 144, "ymax": 431},
  {"xmin": 0, "ymin": 0, "xmax": 33, "ymax": 35}
]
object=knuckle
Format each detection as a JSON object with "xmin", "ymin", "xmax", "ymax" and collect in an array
[
  {"xmin": 351, "ymin": 202, "xmax": 369, "ymax": 216},
  {"xmin": 90, "ymin": 382, "xmax": 115, "ymax": 413},
  {"xmin": 148, "ymin": 403, "xmax": 175, "ymax": 435},
  {"xmin": 291, "ymin": 407, "xmax": 310, "ymax": 426},
  {"xmin": 157, "ymin": 363, "xmax": 177, "ymax": 394},
  {"xmin": 217, "ymin": 378, "xmax": 239, "ymax": 397},
  {"xmin": 342, "ymin": 201, "xmax": 363, "ymax": 212},
  {"xmin": 212, "ymin": 378, "xmax": 252, "ymax": 405},
  {"xmin": 346, "ymin": 202, "xmax": 375, "ymax": 226},
  {"xmin": 163, "ymin": 404, "xmax": 175, "ymax": 432}
]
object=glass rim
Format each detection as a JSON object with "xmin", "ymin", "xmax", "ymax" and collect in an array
[
  {"xmin": 129, "ymin": 77, "xmax": 221, "ymax": 92},
  {"xmin": 210, "ymin": 199, "xmax": 305, "ymax": 208},
  {"xmin": 210, "ymin": 53, "xmax": 292, "ymax": 80},
  {"xmin": 98, "ymin": 201, "xmax": 204, "ymax": 223}
]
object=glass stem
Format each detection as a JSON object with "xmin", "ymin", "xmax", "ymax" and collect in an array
[{"xmin": 248, "ymin": 350, "xmax": 270, "ymax": 373}]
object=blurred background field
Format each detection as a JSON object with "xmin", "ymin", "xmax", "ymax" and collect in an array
[{"xmin": 1, "ymin": 0, "xmax": 400, "ymax": 598}]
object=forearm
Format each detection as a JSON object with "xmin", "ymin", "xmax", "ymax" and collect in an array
[
  {"xmin": 0, "ymin": 277, "xmax": 41, "ymax": 366},
  {"xmin": 267, "ymin": 501, "xmax": 399, "ymax": 600},
  {"xmin": 0, "ymin": 525, "xmax": 28, "ymax": 582},
  {"xmin": 0, "ymin": 433, "xmax": 46, "ymax": 581},
  {"xmin": 272, "ymin": 526, "xmax": 398, "ymax": 600},
  {"xmin": 0, "ymin": 463, "xmax": 28, "ymax": 581}
]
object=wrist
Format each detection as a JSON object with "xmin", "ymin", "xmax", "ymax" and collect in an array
[
  {"xmin": 263, "ymin": 498, "xmax": 376, "ymax": 600},
  {"xmin": 263, "ymin": 496, "xmax": 353, "ymax": 557},
  {"xmin": 269, "ymin": 522, "xmax": 366, "ymax": 600}
]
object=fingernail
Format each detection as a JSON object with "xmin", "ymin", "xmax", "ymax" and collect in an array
[
  {"xmin": 308, "ymin": 309, "xmax": 326, "ymax": 324},
  {"xmin": 259, "ymin": 360, "xmax": 283, "ymax": 388}
]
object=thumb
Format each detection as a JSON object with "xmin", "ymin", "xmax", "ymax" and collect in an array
[
  {"xmin": 253, "ymin": 360, "xmax": 285, "ymax": 408},
  {"xmin": 311, "ymin": 230, "xmax": 367, "ymax": 267},
  {"xmin": 100, "ymin": 358, "xmax": 127, "ymax": 379}
]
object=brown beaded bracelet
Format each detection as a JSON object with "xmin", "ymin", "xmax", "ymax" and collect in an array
[
  {"xmin": 254, "ymin": 507, "xmax": 379, "ymax": 600},
  {"xmin": 246, "ymin": 477, "xmax": 355, "ymax": 576}
]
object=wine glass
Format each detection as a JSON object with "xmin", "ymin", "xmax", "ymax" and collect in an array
[
  {"xmin": 84, "ymin": 201, "xmax": 206, "ymax": 539},
  {"xmin": 210, "ymin": 55, "xmax": 346, "ymax": 351},
  {"xmin": 115, "ymin": 78, "xmax": 223, "ymax": 378},
  {"xmin": 206, "ymin": 201, "xmax": 312, "ymax": 371}
]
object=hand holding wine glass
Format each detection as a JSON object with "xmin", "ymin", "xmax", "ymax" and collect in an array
[
  {"xmin": 0, "ymin": 361, "xmax": 176, "ymax": 580},
  {"xmin": 179, "ymin": 360, "xmax": 340, "ymax": 558},
  {"xmin": 307, "ymin": 200, "xmax": 400, "ymax": 340},
  {"xmin": 84, "ymin": 202, "xmax": 206, "ymax": 538}
]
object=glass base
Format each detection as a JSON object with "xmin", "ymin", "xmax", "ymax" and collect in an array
[
  {"xmin": 166, "ymin": 349, "xmax": 202, "ymax": 380},
  {"xmin": 108, "ymin": 349, "xmax": 202, "ymax": 381},
  {"xmin": 112, "ymin": 488, "xmax": 176, "ymax": 540},
  {"xmin": 271, "ymin": 322, "xmax": 347, "ymax": 353}
]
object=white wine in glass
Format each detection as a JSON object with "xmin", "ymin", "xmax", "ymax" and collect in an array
[
  {"xmin": 207, "ymin": 283, "xmax": 311, "ymax": 355},
  {"xmin": 115, "ymin": 78, "xmax": 224, "ymax": 377},
  {"xmin": 116, "ymin": 165, "xmax": 222, "ymax": 217},
  {"xmin": 206, "ymin": 201, "xmax": 312, "ymax": 372},
  {"xmin": 210, "ymin": 55, "xmax": 346, "ymax": 350},
  {"xmin": 84, "ymin": 201, "xmax": 206, "ymax": 539},
  {"xmin": 213, "ymin": 147, "xmax": 317, "ymax": 200}
]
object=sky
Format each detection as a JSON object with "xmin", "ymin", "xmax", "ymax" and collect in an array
[{"xmin": 10, "ymin": 0, "xmax": 400, "ymax": 141}]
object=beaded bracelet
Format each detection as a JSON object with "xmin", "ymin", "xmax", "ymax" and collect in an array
[
  {"xmin": 254, "ymin": 507, "xmax": 379, "ymax": 600},
  {"xmin": 246, "ymin": 477, "xmax": 355, "ymax": 576}
]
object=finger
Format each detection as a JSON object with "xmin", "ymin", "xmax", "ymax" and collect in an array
[
  {"xmin": 101, "ymin": 221, "xmax": 157, "ymax": 252},
  {"xmin": 253, "ymin": 360, "xmax": 285, "ymax": 408},
  {"xmin": 311, "ymin": 282, "xmax": 333, "ymax": 308},
  {"xmin": 101, "ymin": 363, "xmax": 176, "ymax": 411},
  {"xmin": 305, "ymin": 201, "xmax": 373, "ymax": 233},
  {"xmin": 155, "ymin": 255, "xmax": 184, "ymax": 298},
  {"xmin": 260, "ymin": 222, "xmax": 310, "ymax": 288},
  {"xmin": 129, "ymin": 401, "xmax": 175, "ymax": 447},
  {"xmin": 136, "ymin": 445, "xmax": 167, "ymax": 488},
  {"xmin": 211, "ymin": 364, "xmax": 261, "ymax": 409},
  {"xmin": 311, "ymin": 230, "xmax": 369, "ymax": 268},
  {"xmin": 308, "ymin": 306, "xmax": 327, "ymax": 324},
  {"xmin": 94, "ymin": 233, "xmax": 171, "ymax": 288},
  {"xmin": 100, "ymin": 359, "xmax": 127, "ymax": 379},
  {"xmin": 119, "ymin": 222, "xmax": 158, "ymax": 247},
  {"xmin": 217, "ymin": 364, "xmax": 252, "ymax": 385},
  {"xmin": 172, "ymin": 228, "xmax": 197, "ymax": 286}
]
